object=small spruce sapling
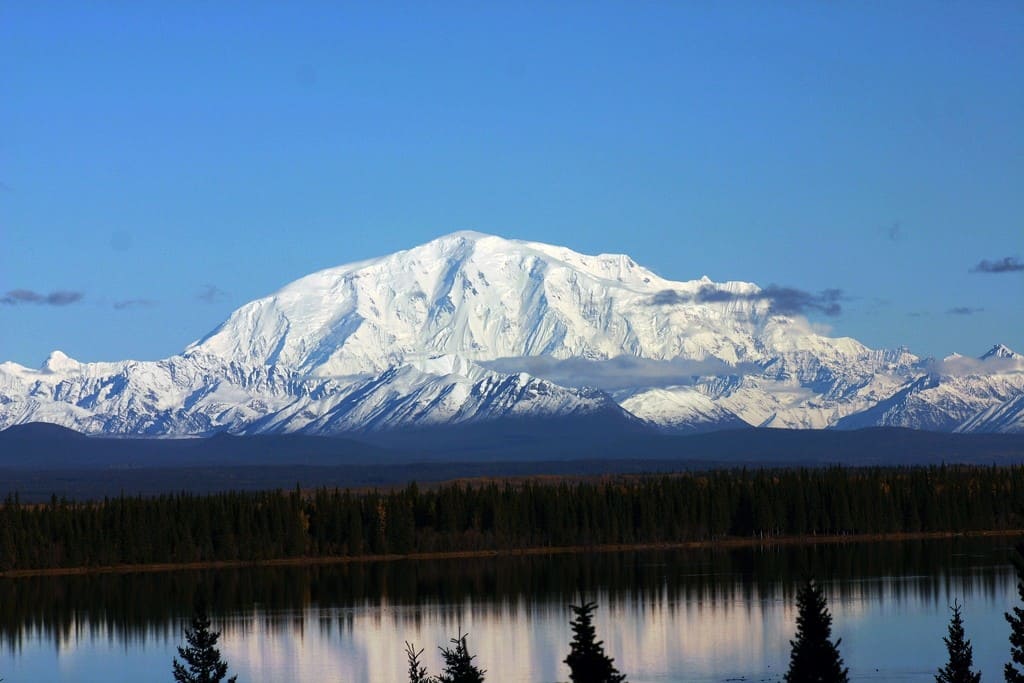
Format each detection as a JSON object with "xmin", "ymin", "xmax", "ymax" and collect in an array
[
  {"xmin": 784, "ymin": 579, "xmax": 849, "ymax": 683},
  {"xmin": 436, "ymin": 632, "xmax": 485, "ymax": 683},
  {"xmin": 936, "ymin": 600, "xmax": 981, "ymax": 683},
  {"xmin": 406, "ymin": 641, "xmax": 431, "ymax": 683},
  {"xmin": 1006, "ymin": 543, "xmax": 1024, "ymax": 683},
  {"xmin": 564, "ymin": 600, "xmax": 627, "ymax": 683},
  {"xmin": 172, "ymin": 600, "xmax": 238, "ymax": 683}
]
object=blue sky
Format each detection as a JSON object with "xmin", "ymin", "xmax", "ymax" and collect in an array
[{"xmin": 2, "ymin": 2, "xmax": 1021, "ymax": 366}]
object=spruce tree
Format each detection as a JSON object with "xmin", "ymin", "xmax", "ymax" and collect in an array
[
  {"xmin": 405, "ymin": 641, "xmax": 431, "ymax": 683},
  {"xmin": 785, "ymin": 579, "xmax": 849, "ymax": 683},
  {"xmin": 564, "ymin": 601, "xmax": 627, "ymax": 683},
  {"xmin": 1006, "ymin": 542, "xmax": 1024, "ymax": 683},
  {"xmin": 172, "ymin": 601, "xmax": 238, "ymax": 683},
  {"xmin": 937, "ymin": 601, "xmax": 981, "ymax": 683},
  {"xmin": 436, "ymin": 632, "xmax": 485, "ymax": 683}
]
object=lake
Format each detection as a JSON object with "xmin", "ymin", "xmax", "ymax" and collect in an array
[{"xmin": 1, "ymin": 536, "xmax": 1020, "ymax": 682}]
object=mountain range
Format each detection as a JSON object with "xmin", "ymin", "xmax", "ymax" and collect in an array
[{"xmin": 2, "ymin": 231, "xmax": 1022, "ymax": 438}]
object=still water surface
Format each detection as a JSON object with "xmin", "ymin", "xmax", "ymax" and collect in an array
[{"xmin": 1, "ymin": 536, "xmax": 1020, "ymax": 682}]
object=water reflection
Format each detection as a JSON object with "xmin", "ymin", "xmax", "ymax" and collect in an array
[{"xmin": 0, "ymin": 536, "xmax": 1019, "ymax": 682}]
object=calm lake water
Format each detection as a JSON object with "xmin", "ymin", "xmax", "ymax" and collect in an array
[{"xmin": 1, "ymin": 536, "xmax": 1021, "ymax": 682}]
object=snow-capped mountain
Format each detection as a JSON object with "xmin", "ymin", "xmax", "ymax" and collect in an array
[
  {"xmin": 188, "ymin": 230, "xmax": 825, "ymax": 373},
  {"xmin": 834, "ymin": 346, "xmax": 1024, "ymax": 433},
  {"xmin": 981, "ymin": 344, "xmax": 1021, "ymax": 361},
  {"xmin": 1, "ymin": 232, "xmax": 1021, "ymax": 436}
]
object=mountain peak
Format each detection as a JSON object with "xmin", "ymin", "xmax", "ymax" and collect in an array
[
  {"xmin": 981, "ymin": 344, "xmax": 1020, "ymax": 360},
  {"xmin": 187, "ymin": 231, "xmax": 783, "ymax": 376},
  {"xmin": 437, "ymin": 229, "xmax": 493, "ymax": 242},
  {"xmin": 41, "ymin": 350, "xmax": 81, "ymax": 373}
]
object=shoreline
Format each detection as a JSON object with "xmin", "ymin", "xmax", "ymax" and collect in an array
[{"xmin": 3, "ymin": 528, "xmax": 1022, "ymax": 579}]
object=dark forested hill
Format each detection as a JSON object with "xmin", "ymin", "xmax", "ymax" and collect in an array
[{"xmin": 2, "ymin": 421, "xmax": 1024, "ymax": 500}]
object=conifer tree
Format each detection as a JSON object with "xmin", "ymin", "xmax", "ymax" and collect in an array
[
  {"xmin": 405, "ymin": 641, "xmax": 431, "ymax": 683},
  {"xmin": 172, "ymin": 600, "xmax": 238, "ymax": 683},
  {"xmin": 1006, "ymin": 543, "xmax": 1024, "ymax": 683},
  {"xmin": 937, "ymin": 601, "xmax": 981, "ymax": 683},
  {"xmin": 436, "ymin": 632, "xmax": 485, "ymax": 683},
  {"xmin": 564, "ymin": 601, "xmax": 627, "ymax": 683},
  {"xmin": 785, "ymin": 580, "xmax": 849, "ymax": 683}
]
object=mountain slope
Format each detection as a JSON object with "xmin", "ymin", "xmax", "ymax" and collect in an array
[
  {"xmin": 956, "ymin": 394, "xmax": 1024, "ymax": 434},
  {"xmin": 834, "ymin": 349, "xmax": 1024, "ymax": 432},
  {"xmin": 188, "ymin": 231, "xmax": 853, "ymax": 374}
]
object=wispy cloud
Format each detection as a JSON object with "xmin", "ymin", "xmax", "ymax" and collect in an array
[
  {"xmin": 882, "ymin": 222, "xmax": 902, "ymax": 242},
  {"xmin": 648, "ymin": 285, "xmax": 844, "ymax": 316},
  {"xmin": 197, "ymin": 284, "xmax": 227, "ymax": 303},
  {"xmin": 970, "ymin": 256, "xmax": 1024, "ymax": 274},
  {"xmin": 947, "ymin": 306, "xmax": 984, "ymax": 316},
  {"xmin": 113, "ymin": 298, "xmax": 157, "ymax": 310},
  {"xmin": 1, "ymin": 289, "xmax": 84, "ymax": 306}
]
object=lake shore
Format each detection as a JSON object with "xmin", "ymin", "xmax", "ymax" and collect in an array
[{"xmin": 5, "ymin": 527, "xmax": 1022, "ymax": 579}]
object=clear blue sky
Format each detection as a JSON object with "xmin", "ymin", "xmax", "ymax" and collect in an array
[{"xmin": 2, "ymin": 2, "xmax": 1022, "ymax": 366}]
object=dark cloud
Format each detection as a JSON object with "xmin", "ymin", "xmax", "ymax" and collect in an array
[
  {"xmin": 740, "ymin": 286, "xmax": 843, "ymax": 316},
  {"xmin": 484, "ymin": 355, "xmax": 762, "ymax": 392},
  {"xmin": 947, "ymin": 306, "xmax": 984, "ymax": 316},
  {"xmin": 648, "ymin": 285, "xmax": 844, "ymax": 316},
  {"xmin": 197, "ymin": 284, "xmax": 227, "ymax": 303},
  {"xmin": 970, "ymin": 256, "xmax": 1024, "ymax": 274},
  {"xmin": 113, "ymin": 298, "xmax": 157, "ymax": 310},
  {"xmin": 1, "ymin": 289, "xmax": 84, "ymax": 306}
]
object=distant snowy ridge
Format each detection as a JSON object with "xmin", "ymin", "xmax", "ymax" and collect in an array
[{"xmin": 1, "ymin": 232, "xmax": 1021, "ymax": 436}]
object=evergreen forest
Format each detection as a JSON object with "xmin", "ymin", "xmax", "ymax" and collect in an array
[{"xmin": 1, "ymin": 465, "xmax": 1023, "ymax": 572}]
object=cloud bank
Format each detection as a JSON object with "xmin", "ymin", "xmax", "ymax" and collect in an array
[{"xmin": 926, "ymin": 354, "xmax": 1024, "ymax": 377}]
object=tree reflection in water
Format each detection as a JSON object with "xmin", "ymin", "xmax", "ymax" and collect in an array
[{"xmin": 0, "ymin": 536, "xmax": 1014, "ymax": 652}]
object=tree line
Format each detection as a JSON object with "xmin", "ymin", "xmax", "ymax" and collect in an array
[{"xmin": 1, "ymin": 465, "xmax": 1023, "ymax": 572}]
